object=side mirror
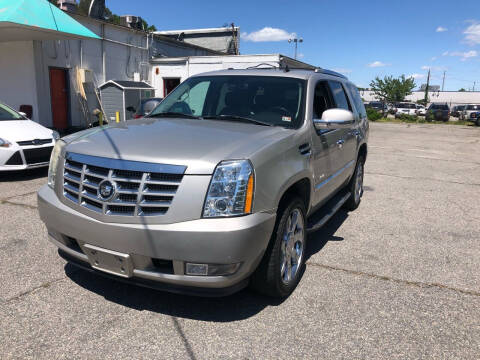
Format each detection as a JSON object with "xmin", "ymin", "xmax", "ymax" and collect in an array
[
  {"xmin": 313, "ymin": 109, "xmax": 355, "ymax": 130},
  {"xmin": 19, "ymin": 112, "xmax": 27, "ymax": 118},
  {"xmin": 126, "ymin": 106, "xmax": 136, "ymax": 113}
]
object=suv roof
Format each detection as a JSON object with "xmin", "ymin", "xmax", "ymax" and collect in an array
[{"xmin": 191, "ymin": 68, "xmax": 349, "ymax": 82}]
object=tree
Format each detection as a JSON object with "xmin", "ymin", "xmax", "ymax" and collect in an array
[
  {"xmin": 458, "ymin": 88, "xmax": 466, "ymax": 92},
  {"xmin": 369, "ymin": 75, "xmax": 416, "ymax": 104}
]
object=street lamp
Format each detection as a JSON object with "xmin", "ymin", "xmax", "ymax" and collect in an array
[{"xmin": 288, "ymin": 37, "xmax": 303, "ymax": 60}]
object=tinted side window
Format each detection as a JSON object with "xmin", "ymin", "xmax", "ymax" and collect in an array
[
  {"xmin": 346, "ymin": 83, "xmax": 367, "ymax": 118},
  {"xmin": 313, "ymin": 81, "xmax": 335, "ymax": 118},
  {"xmin": 328, "ymin": 81, "xmax": 351, "ymax": 111}
]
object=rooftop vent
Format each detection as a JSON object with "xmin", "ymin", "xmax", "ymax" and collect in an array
[
  {"xmin": 120, "ymin": 15, "xmax": 144, "ymax": 30},
  {"xmin": 57, "ymin": 0, "xmax": 77, "ymax": 13}
]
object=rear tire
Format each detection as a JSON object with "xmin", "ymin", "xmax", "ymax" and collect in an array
[
  {"xmin": 250, "ymin": 197, "xmax": 307, "ymax": 298},
  {"xmin": 343, "ymin": 155, "xmax": 365, "ymax": 211}
]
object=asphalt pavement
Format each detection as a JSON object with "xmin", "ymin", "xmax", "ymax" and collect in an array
[{"xmin": 1, "ymin": 122, "xmax": 479, "ymax": 359}]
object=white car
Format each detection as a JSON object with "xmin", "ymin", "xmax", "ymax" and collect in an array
[
  {"xmin": 461, "ymin": 104, "xmax": 480, "ymax": 120},
  {"xmin": 416, "ymin": 104, "xmax": 426, "ymax": 116},
  {"xmin": 394, "ymin": 102, "xmax": 417, "ymax": 117},
  {"xmin": 0, "ymin": 102, "xmax": 59, "ymax": 171}
]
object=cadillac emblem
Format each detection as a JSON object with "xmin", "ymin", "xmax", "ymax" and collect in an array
[{"xmin": 98, "ymin": 179, "xmax": 117, "ymax": 201}]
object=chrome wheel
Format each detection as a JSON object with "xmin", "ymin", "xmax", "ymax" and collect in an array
[
  {"xmin": 280, "ymin": 208, "xmax": 305, "ymax": 285},
  {"xmin": 354, "ymin": 161, "xmax": 364, "ymax": 204}
]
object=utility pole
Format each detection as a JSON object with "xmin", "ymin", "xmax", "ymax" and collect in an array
[
  {"xmin": 288, "ymin": 37, "xmax": 303, "ymax": 60},
  {"xmin": 424, "ymin": 69, "xmax": 430, "ymax": 105},
  {"xmin": 441, "ymin": 71, "xmax": 446, "ymax": 91}
]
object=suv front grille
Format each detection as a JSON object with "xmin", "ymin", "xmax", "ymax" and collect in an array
[{"xmin": 62, "ymin": 153, "xmax": 186, "ymax": 217}]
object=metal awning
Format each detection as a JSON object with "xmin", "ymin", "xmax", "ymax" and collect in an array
[{"xmin": 0, "ymin": 0, "xmax": 101, "ymax": 42}]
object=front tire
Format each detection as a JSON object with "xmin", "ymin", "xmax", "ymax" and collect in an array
[
  {"xmin": 250, "ymin": 197, "xmax": 307, "ymax": 298},
  {"xmin": 343, "ymin": 156, "xmax": 365, "ymax": 211}
]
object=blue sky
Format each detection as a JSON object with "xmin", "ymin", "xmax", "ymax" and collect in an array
[{"xmin": 108, "ymin": 0, "xmax": 480, "ymax": 91}]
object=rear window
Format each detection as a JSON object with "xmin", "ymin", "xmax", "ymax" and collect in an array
[
  {"xmin": 397, "ymin": 103, "xmax": 416, "ymax": 109},
  {"xmin": 430, "ymin": 104, "xmax": 449, "ymax": 110}
]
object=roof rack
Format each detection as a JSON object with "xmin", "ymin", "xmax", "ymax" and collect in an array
[{"xmin": 314, "ymin": 68, "xmax": 348, "ymax": 80}]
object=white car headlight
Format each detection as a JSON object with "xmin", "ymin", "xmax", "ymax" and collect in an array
[
  {"xmin": 48, "ymin": 140, "xmax": 66, "ymax": 189},
  {"xmin": 52, "ymin": 130, "xmax": 60, "ymax": 141},
  {"xmin": 0, "ymin": 138, "xmax": 12, "ymax": 148},
  {"xmin": 203, "ymin": 160, "xmax": 254, "ymax": 218}
]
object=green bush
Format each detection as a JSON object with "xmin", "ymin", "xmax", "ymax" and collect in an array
[
  {"xmin": 396, "ymin": 113, "xmax": 418, "ymax": 122},
  {"xmin": 366, "ymin": 108, "xmax": 382, "ymax": 121}
]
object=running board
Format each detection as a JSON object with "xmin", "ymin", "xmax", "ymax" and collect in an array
[{"xmin": 306, "ymin": 191, "xmax": 351, "ymax": 233}]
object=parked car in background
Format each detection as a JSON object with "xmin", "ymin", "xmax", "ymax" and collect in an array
[
  {"xmin": 365, "ymin": 101, "xmax": 387, "ymax": 113},
  {"xmin": 461, "ymin": 104, "xmax": 480, "ymax": 121},
  {"xmin": 427, "ymin": 103, "xmax": 450, "ymax": 122},
  {"xmin": 394, "ymin": 102, "xmax": 417, "ymax": 118},
  {"xmin": 38, "ymin": 68, "xmax": 369, "ymax": 298},
  {"xmin": 451, "ymin": 105, "xmax": 465, "ymax": 118},
  {"xmin": 0, "ymin": 101, "xmax": 59, "ymax": 171},
  {"xmin": 130, "ymin": 97, "xmax": 164, "ymax": 119},
  {"xmin": 415, "ymin": 104, "xmax": 426, "ymax": 116}
]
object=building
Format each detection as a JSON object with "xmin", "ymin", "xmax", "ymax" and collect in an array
[
  {"xmin": 361, "ymin": 90, "xmax": 480, "ymax": 107},
  {"xmin": 155, "ymin": 26, "xmax": 240, "ymax": 55},
  {"xmin": 0, "ymin": 3, "xmax": 219, "ymax": 132},
  {"xmin": 150, "ymin": 54, "xmax": 315, "ymax": 98}
]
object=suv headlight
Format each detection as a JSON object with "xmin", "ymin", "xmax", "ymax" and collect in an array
[
  {"xmin": 48, "ymin": 140, "xmax": 66, "ymax": 189},
  {"xmin": 0, "ymin": 138, "xmax": 12, "ymax": 148},
  {"xmin": 203, "ymin": 160, "xmax": 254, "ymax": 218}
]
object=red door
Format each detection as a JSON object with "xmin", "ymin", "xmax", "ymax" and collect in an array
[{"xmin": 49, "ymin": 68, "xmax": 69, "ymax": 130}]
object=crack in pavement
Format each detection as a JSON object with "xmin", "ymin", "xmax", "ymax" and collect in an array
[
  {"xmin": 366, "ymin": 171, "xmax": 480, "ymax": 187},
  {"xmin": 4, "ymin": 276, "xmax": 67, "ymax": 304},
  {"xmin": 306, "ymin": 262, "xmax": 480, "ymax": 297},
  {"xmin": 0, "ymin": 199, "xmax": 37, "ymax": 210},
  {"xmin": 171, "ymin": 316, "xmax": 197, "ymax": 360},
  {"xmin": 0, "ymin": 190, "xmax": 38, "ymax": 202}
]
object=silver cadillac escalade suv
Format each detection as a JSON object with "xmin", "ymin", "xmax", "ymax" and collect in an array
[{"xmin": 38, "ymin": 68, "xmax": 368, "ymax": 298}]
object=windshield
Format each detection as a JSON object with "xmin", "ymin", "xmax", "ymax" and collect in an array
[
  {"xmin": 0, "ymin": 103, "xmax": 24, "ymax": 121},
  {"xmin": 397, "ymin": 103, "xmax": 416, "ymax": 109},
  {"xmin": 466, "ymin": 104, "xmax": 480, "ymax": 110},
  {"xmin": 149, "ymin": 75, "xmax": 306, "ymax": 128},
  {"xmin": 370, "ymin": 102, "xmax": 383, "ymax": 107}
]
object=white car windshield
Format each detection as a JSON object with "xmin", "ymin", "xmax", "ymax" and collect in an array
[{"xmin": 0, "ymin": 103, "xmax": 24, "ymax": 121}]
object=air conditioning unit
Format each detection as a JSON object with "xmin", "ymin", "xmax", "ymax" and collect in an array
[{"xmin": 120, "ymin": 15, "xmax": 143, "ymax": 30}]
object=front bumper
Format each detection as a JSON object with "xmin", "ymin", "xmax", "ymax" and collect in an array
[
  {"xmin": 38, "ymin": 185, "xmax": 276, "ymax": 295},
  {"xmin": 0, "ymin": 143, "xmax": 53, "ymax": 171}
]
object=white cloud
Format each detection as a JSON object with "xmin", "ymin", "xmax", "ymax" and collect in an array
[
  {"xmin": 408, "ymin": 73, "xmax": 425, "ymax": 79},
  {"xmin": 464, "ymin": 23, "xmax": 480, "ymax": 44},
  {"xmin": 431, "ymin": 56, "xmax": 437, "ymax": 61},
  {"xmin": 332, "ymin": 68, "xmax": 352, "ymax": 74},
  {"xmin": 436, "ymin": 26, "xmax": 448, "ymax": 32},
  {"xmin": 367, "ymin": 61, "xmax": 389, "ymax": 68},
  {"xmin": 421, "ymin": 65, "xmax": 447, "ymax": 71},
  {"xmin": 241, "ymin": 27, "xmax": 296, "ymax": 42},
  {"xmin": 443, "ymin": 50, "xmax": 478, "ymax": 61}
]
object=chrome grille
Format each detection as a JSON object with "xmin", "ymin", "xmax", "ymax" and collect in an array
[{"xmin": 62, "ymin": 153, "xmax": 185, "ymax": 217}]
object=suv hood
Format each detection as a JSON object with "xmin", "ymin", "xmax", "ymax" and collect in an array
[{"xmin": 63, "ymin": 118, "xmax": 295, "ymax": 174}]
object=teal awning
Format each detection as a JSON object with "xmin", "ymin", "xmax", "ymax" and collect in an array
[{"xmin": 0, "ymin": 0, "xmax": 101, "ymax": 42}]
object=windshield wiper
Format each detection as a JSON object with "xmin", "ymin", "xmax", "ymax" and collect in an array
[
  {"xmin": 203, "ymin": 115, "xmax": 273, "ymax": 127},
  {"xmin": 148, "ymin": 112, "xmax": 200, "ymax": 119}
]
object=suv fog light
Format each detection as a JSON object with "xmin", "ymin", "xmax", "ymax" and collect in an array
[{"xmin": 185, "ymin": 263, "xmax": 240, "ymax": 276}]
